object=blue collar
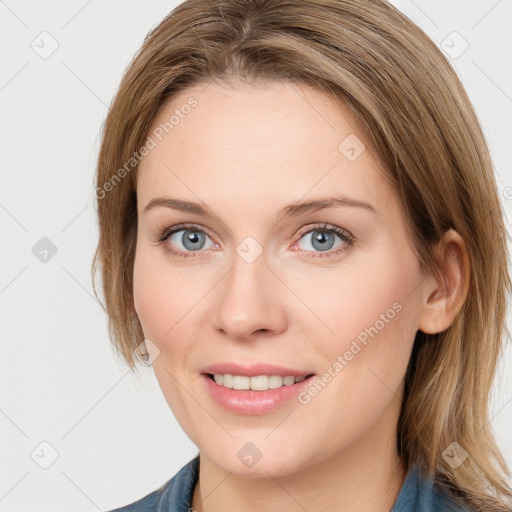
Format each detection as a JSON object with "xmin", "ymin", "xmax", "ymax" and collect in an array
[
  {"xmin": 109, "ymin": 454, "xmax": 468, "ymax": 511},
  {"xmin": 391, "ymin": 463, "xmax": 467, "ymax": 511}
]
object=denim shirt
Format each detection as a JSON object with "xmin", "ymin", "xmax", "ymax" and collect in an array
[{"xmin": 108, "ymin": 455, "xmax": 470, "ymax": 512}]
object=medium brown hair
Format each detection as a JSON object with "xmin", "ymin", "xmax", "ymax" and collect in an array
[{"xmin": 91, "ymin": 0, "xmax": 512, "ymax": 508}]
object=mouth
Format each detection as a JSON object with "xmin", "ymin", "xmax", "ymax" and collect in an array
[
  {"xmin": 205, "ymin": 373, "xmax": 314, "ymax": 391},
  {"xmin": 201, "ymin": 370, "xmax": 316, "ymax": 415}
]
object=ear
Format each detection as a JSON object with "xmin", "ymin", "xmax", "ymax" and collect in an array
[{"xmin": 417, "ymin": 229, "xmax": 470, "ymax": 335}]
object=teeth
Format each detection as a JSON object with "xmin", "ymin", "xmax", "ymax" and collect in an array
[
  {"xmin": 269, "ymin": 375, "xmax": 283, "ymax": 388},
  {"xmin": 283, "ymin": 376, "xmax": 295, "ymax": 386},
  {"xmin": 233, "ymin": 376, "xmax": 250, "ymax": 390},
  {"xmin": 222, "ymin": 374, "xmax": 233, "ymax": 388},
  {"xmin": 212, "ymin": 373, "xmax": 307, "ymax": 391},
  {"xmin": 250, "ymin": 375, "xmax": 269, "ymax": 390}
]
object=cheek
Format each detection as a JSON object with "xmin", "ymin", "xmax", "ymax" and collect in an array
[
  {"xmin": 290, "ymin": 253, "xmax": 420, "ymax": 346},
  {"xmin": 291, "ymin": 263, "xmax": 420, "ymax": 450},
  {"xmin": 133, "ymin": 249, "xmax": 220, "ymax": 374},
  {"xmin": 296, "ymin": 249, "xmax": 421, "ymax": 391},
  {"xmin": 133, "ymin": 248, "xmax": 186, "ymax": 346},
  {"xmin": 133, "ymin": 251, "xmax": 203, "ymax": 435},
  {"xmin": 133, "ymin": 247, "xmax": 197, "ymax": 337},
  {"xmin": 133, "ymin": 261, "xmax": 167, "ymax": 339}
]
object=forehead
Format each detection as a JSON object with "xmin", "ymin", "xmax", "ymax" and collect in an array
[{"xmin": 137, "ymin": 80, "xmax": 393, "ymax": 214}]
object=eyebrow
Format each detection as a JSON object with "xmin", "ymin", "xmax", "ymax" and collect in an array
[{"xmin": 143, "ymin": 195, "xmax": 377, "ymax": 220}]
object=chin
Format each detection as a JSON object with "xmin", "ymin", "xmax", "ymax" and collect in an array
[{"xmin": 201, "ymin": 437, "xmax": 317, "ymax": 478}]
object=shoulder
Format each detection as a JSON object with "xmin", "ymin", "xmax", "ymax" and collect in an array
[
  {"xmin": 106, "ymin": 454, "xmax": 200, "ymax": 512},
  {"xmin": 431, "ymin": 482, "xmax": 473, "ymax": 512},
  {"xmin": 392, "ymin": 464, "xmax": 474, "ymax": 512}
]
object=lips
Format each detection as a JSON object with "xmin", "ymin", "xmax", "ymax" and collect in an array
[
  {"xmin": 200, "ymin": 362, "xmax": 313, "ymax": 378},
  {"xmin": 200, "ymin": 363, "xmax": 316, "ymax": 415}
]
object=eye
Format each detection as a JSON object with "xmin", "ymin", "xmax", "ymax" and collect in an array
[
  {"xmin": 292, "ymin": 223, "xmax": 354, "ymax": 258},
  {"xmin": 154, "ymin": 222, "xmax": 355, "ymax": 260},
  {"xmin": 154, "ymin": 224, "xmax": 219, "ymax": 258}
]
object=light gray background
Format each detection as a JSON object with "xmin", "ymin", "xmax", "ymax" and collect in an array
[{"xmin": 1, "ymin": 1, "xmax": 511, "ymax": 510}]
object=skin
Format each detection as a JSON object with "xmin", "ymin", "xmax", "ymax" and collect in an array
[{"xmin": 133, "ymin": 79, "xmax": 469, "ymax": 512}]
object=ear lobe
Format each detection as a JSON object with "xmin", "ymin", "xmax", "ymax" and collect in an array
[{"xmin": 417, "ymin": 229, "xmax": 470, "ymax": 335}]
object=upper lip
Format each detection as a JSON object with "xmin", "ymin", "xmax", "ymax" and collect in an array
[{"xmin": 201, "ymin": 363, "xmax": 314, "ymax": 378}]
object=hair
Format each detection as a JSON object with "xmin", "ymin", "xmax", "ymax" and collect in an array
[{"xmin": 91, "ymin": 0, "xmax": 512, "ymax": 509}]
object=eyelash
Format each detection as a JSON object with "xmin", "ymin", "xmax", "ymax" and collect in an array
[{"xmin": 152, "ymin": 223, "xmax": 355, "ymax": 260}]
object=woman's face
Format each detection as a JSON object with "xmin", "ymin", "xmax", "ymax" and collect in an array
[{"xmin": 133, "ymin": 79, "xmax": 428, "ymax": 476}]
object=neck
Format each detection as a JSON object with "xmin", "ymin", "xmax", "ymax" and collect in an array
[{"xmin": 191, "ymin": 402, "xmax": 407, "ymax": 512}]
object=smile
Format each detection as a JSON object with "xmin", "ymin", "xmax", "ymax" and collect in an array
[
  {"xmin": 209, "ymin": 373, "xmax": 308, "ymax": 391},
  {"xmin": 201, "ymin": 371, "xmax": 316, "ymax": 415}
]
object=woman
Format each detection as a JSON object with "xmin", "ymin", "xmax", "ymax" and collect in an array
[{"xmin": 92, "ymin": 0, "xmax": 512, "ymax": 510}]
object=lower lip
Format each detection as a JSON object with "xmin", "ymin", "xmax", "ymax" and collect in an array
[{"xmin": 201, "ymin": 374, "xmax": 315, "ymax": 415}]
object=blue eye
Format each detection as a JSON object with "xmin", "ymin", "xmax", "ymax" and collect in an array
[
  {"xmin": 299, "ymin": 230, "xmax": 340, "ymax": 252},
  {"xmin": 171, "ymin": 229, "xmax": 209, "ymax": 251},
  {"xmin": 162, "ymin": 227, "xmax": 218, "ymax": 255},
  {"xmin": 294, "ymin": 224, "xmax": 354, "ymax": 258},
  {"xmin": 154, "ymin": 223, "xmax": 354, "ymax": 259}
]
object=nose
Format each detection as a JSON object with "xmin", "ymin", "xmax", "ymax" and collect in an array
[{"xmin": 212, "ymin": 249, "xmax": 288, "ymax": 341}]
